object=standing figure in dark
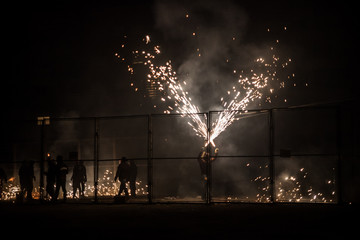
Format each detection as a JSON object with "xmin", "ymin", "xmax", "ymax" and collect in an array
[
  {"xmin": 54, "ymin": 155, "xmax": 68, "ymax": 202},
  {"xmin": 19, "ymin": 161, "xmax": 36, "ymax": 201},
  {"xmin": 45, "ymin": 158, "xmax": 57, "ymax": 199},
  {"xmin": 197, "ymin": 147, "xmax": 219, "ymax": 200},
  {"xmin": 114, "ymin": 157, "xmax": 130, "ymax": 197},
  {"xmin": 71, "ymin": 160, "xmax": 87, "ymax": 198},
  {"xmin": 0, "ymin": 167, "xmax": 7, "ymax": 199},
  {"xmin": 129, "ymin": 159, "xmax": 137, "ymax": 197}
]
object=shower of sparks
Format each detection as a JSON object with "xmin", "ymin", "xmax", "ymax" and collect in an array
[
  {"xmin": 210, "ymin": 52, "xmax": 292, "ymax": 145},
  {"xmin": 118, "ymin": 31, "xmax": 294, "ymax": 147},
  {"xmin": 274, "ymin": 167, "xmax": 336, "ymax": 203},
  {"xmin": 0, "ymin": 169, "xmax": 148, "ymax": 202},
  {"xmin": 123, "ymin": 37, "xmax": 209, "ymax": 143},
  {"xmin": 0, "ymin": 165, "xmax": 336, "ymax": 203}
]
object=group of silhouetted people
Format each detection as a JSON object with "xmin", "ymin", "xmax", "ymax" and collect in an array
[
  {"xmin": 45, "ymin": 155, "xmax": 87, "ymax": 202},
  {"xmin": 3, "ymin": 148, "xmax": 213, "ymax": 202},
  {"xmin": 3, "ymin": 148, "xmax": 214, "ymax": 202},
  {"xmin": 2, "ymin": 147, "xmax": 216, "ymax": 202},
  {"xmin": 114, "ymin": 157, "xmax": 137, "ymax": 197},
  {"xmin": 16, "ymin": 155, "xmax": 87, "ymax": 202},
  {"xmin": 45, "ymin": 155, "xmax": 71, "ymax": 202},
  {"xmin": 14, "ymin": 155, "xmax": 137, "ymax": 202}
]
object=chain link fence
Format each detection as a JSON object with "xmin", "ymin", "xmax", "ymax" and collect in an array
[{"xmin": 0, "ymin": 106, "xmax": 348, "ymax": 204}]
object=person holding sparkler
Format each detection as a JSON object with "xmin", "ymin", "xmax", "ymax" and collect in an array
[{"xmin": 197, "ymin": 147, "xmax": 219, "ymax": 200}]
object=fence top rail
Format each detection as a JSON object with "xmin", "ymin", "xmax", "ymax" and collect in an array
[
  {"xmin": 12, "ymin": 101, "xmax": 349, "ymax": 123},
  {"xmin": 0, "ymin": 153, "xmax": 339, "ymax": 164},
  {"xmin": 52, "ymin": 114, "xmax": 150, "ymax": 121},
  {"xmin": 50, "ymin": 105, "xmax": 338, "ymax": 120}
]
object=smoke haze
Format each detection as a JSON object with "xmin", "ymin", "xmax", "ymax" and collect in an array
[{"xmin": 154, "ymin": 0, "xmax": 271, "ymax": 111}]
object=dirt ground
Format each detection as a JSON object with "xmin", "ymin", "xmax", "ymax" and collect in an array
[{"xmin": 1, "ymin": 202, "xmax": 357, "ymax": 239}]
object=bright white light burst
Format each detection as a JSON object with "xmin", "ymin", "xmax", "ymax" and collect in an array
[{"xmin": 119, "ymin": 34, "xmax": 293, "ymax": 147}]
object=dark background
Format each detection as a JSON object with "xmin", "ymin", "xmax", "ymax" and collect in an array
[
  {"xmin": 6, "ymin": 0, "xmax": 357, "ymax": 119},
  {"xmin": 2, "ymin": 0, "xmax": 358, "ymax": 203}
]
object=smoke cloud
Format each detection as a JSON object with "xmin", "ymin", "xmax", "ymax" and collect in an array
[{"xmin": 154, "ymin": 0, "xmax": 267, "ymax": 112}]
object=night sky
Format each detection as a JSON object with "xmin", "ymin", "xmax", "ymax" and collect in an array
[
  {"xmin": 7, "ymin": 0, "xmax": 358, "ymax": 120},
  {"xmin": 1, "ymin": 0, "xmax": 359, "ymax": 205}
]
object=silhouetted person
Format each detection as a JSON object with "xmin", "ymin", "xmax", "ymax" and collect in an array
[
  {"xmin": 197, "ymin": 147, "xmax": 219, "ymax": 179},
  {"xmin": 45, "ymin": 158, "xmax": 57, "ymax": 199},
  {"xmin": 197, "ymin": 147, "xmax": 219, "ymax": 200},
  {"xmin": 198, "ymin": 149, "xmax": 207, "ymax": 179},
  {"xmin": 19, "ymin": 161, "xmax": 36, "ymax": 201},
  {"xmin": 114, "ymin": 157, "xmax": 130, "ymax": 196},
  {"xmin": 0, "ymin": 167, "xmax": 7, "ymax": 198},
  {"xmin": 54, "ymin": 155, "xmax": 68, "ymax": 201},
  {"xmin": 129, "ymin": 159, "xmax": 137, "ymax": 197},
  {"xmin": 71, "ymin": 160, "xmax": 87, "ymax": 198}
]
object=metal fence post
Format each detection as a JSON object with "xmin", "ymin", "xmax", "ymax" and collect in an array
[
  {"xmin": 147, "ymin": 114, "xmax": 153, "ymax": 203},
  {"xmin": 336, "ymin": 107, "xmax": 343, "ymax": 204},
  {"xmin": 269, "ymin": 109, "xmax": 275, "ymax": 203},
  {"xmin": 206, "ymin": 112, "xmax": 211, "ymax": 204},
  {"xmin": 94, "ymin": 118, "xmax": 99, "ymax": 203},
  {"xmin": 39, "ymin": 122, "xmax": 45, "ymax": 201},
  {"xmin": 37, "ymin": 116, "xmax": 50, "ymax": 202}
]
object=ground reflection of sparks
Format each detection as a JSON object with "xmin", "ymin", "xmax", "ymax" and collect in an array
[
  {"xmin": 274, "ymin": 167, "xmax": 336, "ymax": 203},
  {"xmin": 0, "ymin": 169, "xmax": 148, "ymax": 201},
  {"xmin": 0, "ymin": 167, "xmax": 336, "ymax": 203}
]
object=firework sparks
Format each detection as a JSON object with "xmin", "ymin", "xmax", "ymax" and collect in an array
[
  {"xmin": 0, "ymin": 166, "xmax": 336, "ymax": 203},
  {"xmin": 0, "ymin": 169, "xmax": 148, "ymax": 202},
  {"xmin": 209, "ymin": 47, "xmax": 292, "ymax": 145},
  {"xmin": 126, "ymin": 39, "xmax": 209, "ymax": 142},
  {"xmin": 121, "ymin": 32, "xmax": 293, "ymax": 147}
]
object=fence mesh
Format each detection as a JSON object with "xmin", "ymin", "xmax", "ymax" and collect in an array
[{"xmin": 0, "ymin": 107, "xmax": 342, "ymax": 203}]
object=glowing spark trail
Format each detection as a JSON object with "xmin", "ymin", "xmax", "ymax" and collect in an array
[
  {"xmin": 209, "ymin": 54, "xmax": 290, "ymax": 145},
  {"xmin": 127, "ymin": 40, "xmax": 209, "ymax": 142},
  {"xmin": 121, "ymin": 33, "xmax": 293, "ymax": 147}
]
